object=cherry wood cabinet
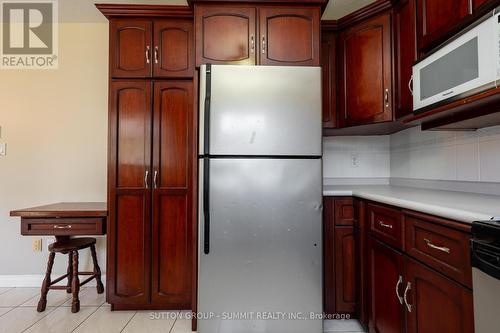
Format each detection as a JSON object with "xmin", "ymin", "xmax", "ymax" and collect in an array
[
  {"xmin": 405, "ymin": 258, "xmax": 474, "ymax": 333},
  {"xmin": 394, "ymin": 0, "xmax": 417, "ymax": 119},
  {"xmin": 354, "ymin": 199, "xmax": 368, "ymax": 327},
  {"xmin": 108, "ymin": 81, "xmax": 152, "ymax": 307},
  {"xmin": 195, "ymin": 6, "xmax": 257, "ymax": 66},
  {"xmin": 194, "ymin": 4, "xmax": 321, "ymax": 66},
  {"xmin": 110, "ymin": 19, "xmax": 194, "ymax": 78},
  {"xmin": 338, "ymin": 12, "xmax": 393, "ymax": 128},
  {"xmin": 416, "ymin": 0, "xmax": 472, "ymax": 51},
  {"xmin": 108, "ymin": 80, "xmax": 195, "ymax": 310},
  {"xmin": 321, "ymin": 30, "xmax": 337, "ymax": 129},
  {"xmin": 323, "ymin": 197, "xmax": 357, "ymax": 316},
  {"xmin": 368, "ymin": 238, "xmax": 405, "ymax": 333},
  {"xmin": 259, "ymin": 7, "xmax": 320, "ymax": 66}
]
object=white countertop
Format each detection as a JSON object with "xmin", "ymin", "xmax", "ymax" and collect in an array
[{"xmin": 323, "ymin": 185, "xmax": 500, "ymax": 224}]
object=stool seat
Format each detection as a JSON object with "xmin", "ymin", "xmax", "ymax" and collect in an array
[
  {"xmin": 49, "ymin": 237, "xmax": 96, "ymax": 253},
  {"xmin": 37, "ymin": 237, "xmax": 104, "ymax": 313}
]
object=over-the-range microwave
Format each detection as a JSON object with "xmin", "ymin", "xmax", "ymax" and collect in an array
[{"xmin": 413, "ymin": 8, "xmax": 500, "ymax": 112}]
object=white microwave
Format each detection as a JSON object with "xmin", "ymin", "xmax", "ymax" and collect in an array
[{"xmin": 413, "ymin": 10, "xmax": 500, "ymax": 111}]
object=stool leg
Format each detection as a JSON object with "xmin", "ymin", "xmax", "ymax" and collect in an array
[
  {"xmin": 66, "ymin": 251, "xmax": 73, "ymax": 293},
  {"xmin": 71, "ymin": 250, "xmax": 80, "ymax": 313},
  {"xmin": 90, "ymin": 244, "xmax": 104, "ymax": 294},
  {"xmin": 37, "ymin": 252, "xmax": 55, "ymax": 312}
]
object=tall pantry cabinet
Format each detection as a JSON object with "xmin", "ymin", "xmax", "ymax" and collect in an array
[{"xmin": 97, "ymin": 5, "xmax": 196, "ymax": 310}]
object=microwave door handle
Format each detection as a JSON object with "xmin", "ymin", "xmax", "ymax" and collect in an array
[{"xmin": 408, "ymin": 75, "xmax": 413, "ymax": 95}]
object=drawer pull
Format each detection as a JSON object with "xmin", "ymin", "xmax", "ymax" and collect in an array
[
  {"xmin": 53, "ymin": 225, "xmax": 72, "ymax": 229},
  {"xmin": 379, "ymin": 221, "xmax": 393, "ymax": 229},
  {"xmin": 424, "ymin": 238, "xmax": 450, "ymax": 254}
]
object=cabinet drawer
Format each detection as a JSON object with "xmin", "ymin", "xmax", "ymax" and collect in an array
[
  {"xmin": 405, "ymin": 214, "xmax": 472, "ymax": 287},
  {"xmin": 368, "ymin": 203, "xmax": 404, "ymax": 250},
  {"xmin": 21, "ymin": 218, "xmax": 106, "ymax": 236}
]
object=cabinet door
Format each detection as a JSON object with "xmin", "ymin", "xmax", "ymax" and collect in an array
[
  {"xmin": 335, "ymin": 227, "xmax": 357, "ymax": 314},
  {"xmin": 355, "ymin": 200, "xmax": 369, "ymax": 326},
  {"xmin": 368, "ymin": 238, "xmax": 405, "ymax": 333},
  {"xmin": 259, "ymin": 7, "xmax": 320, "ymax": 66},
  {"xmin": 107, "ymin": 81, "xmax": 152, "ymax": 306},
  {"xmin": 338, "ymin": 12, "xmax": 393, "ymax": 128},
  {"xmin": 394, "ymin": 0, "xmax": 417, "ymax": 119},
  {"xmin": 416, "ymin": 0, "xmax": 472, "ymax": 51},
  {"xmin": 474, "ymin": 0, "xmax": 491, "ymax": 10},
  {"xmin": 151, "ymin": 81, "xmax": 194, "ymax": 308},
  {"xmin": 323, "ymin": 197, "xmax": 336, "ymax": 315},
  {"xmin": 195, "ymin": 6, "xmax": 256, "ymax": 66},
  {"xmin": 154, "ymin": 20, "xmax": 194, "ymax": 78},
  {"xmin": 321, "ymin": 31, "xmax": 337, "ymax": 129},
  {"xmin": 110, "ymin": 20, "xmax": 152, "ymax": 78},
  {"xmin": 405, "ymin": 258, "xmax": 474, "ymax": 333}
]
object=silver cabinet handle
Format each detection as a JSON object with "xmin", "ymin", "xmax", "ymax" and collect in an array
[
  {"xmin": 384, "ymin": 88, "xmax": 390, "ymax": 107},
  {"xmin": 54, "ymin": 225, "xmax": 72, "ymax": 229},
  {"xmin": 379, "ymin": 221, "xmax": 393, "ymax": 229},
  {"xmin": 261, "ymin": 35, "xmax": 266, "ymax": 54},
  {"xmin": 424, "ymin": 238, "xmax": 451, "ymax": 254},
  {"xmin": 145, "ymin": 170, "xmax": 149, "ymax": 189},
  {"xmin": 404, "ymin": 282, "xmax": 412, "ymax": 312},
  {"xmin": 146, "ymin": 46, "xmax": 150, "ymax": 64},
  {"xmin": 154, "ymin": 46, "xmax": 159, "ymax": 64},
  {"xmin": 250, "ymin": 34, "xmax": 254, "ymax": 54},
  {"xmin": 153, "ymin": 170, "xmax": 158, "ymax": 189},
  {"xmin": 408, "ymin": 75, "xmax": 414, "ymax": 95},
  {"xmin": 396, "ymin": 275, "xmax": 404, "ymax": 305}
]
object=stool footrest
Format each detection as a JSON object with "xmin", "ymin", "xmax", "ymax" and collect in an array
[
  {"xmin": 49, "ymin": 285, "xmax": 70, "ymax": 290},
  {"xmin": 80, "ymin": 275, "xmax": 97, "ymax": 287},
  {"xmin": 49, "ymin": 273, "xmax": 69, "ymax": 286}
]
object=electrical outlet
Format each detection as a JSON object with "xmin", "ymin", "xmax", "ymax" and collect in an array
[
  {"xmin": 351, "ymin": 154, "xmax": 360, "ymax": 167},
  {"xmin": 33, "ymin": 238, "xmax": 42, "ymax": 252}
]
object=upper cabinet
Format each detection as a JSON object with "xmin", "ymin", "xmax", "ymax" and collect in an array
[
  {"xmin": 110, "ymin": 19, "xmax": 194, "ymax": 78},
  {"xmin": 195, "ymin": 6, "xmax": 257, "ymax": 66},
  {"xmin": 338, "ymin": 12, "xmax": 393, "ymax": 128},
  {"xmin": 416, "ymin": 0, "xmax": 472, "ymax": 51},
  {"xmin": 259, "ymin": 7, "xmax": 320, "ymax": 66},
  {"xmin": 321, "ymin": 30, "xmax": 337, "ymax": 129},
  {"xmin": 194, "ymin": 3, "xmax": 321, "ymax": 66},
  {"xmin": 394, "ymin": 0, "xmax": 417, "ymax": 119}
]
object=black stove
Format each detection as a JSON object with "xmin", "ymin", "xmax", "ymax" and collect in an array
[{"xmin": 471, "ymin": 219, "xmax": 500, "ymax": 280}]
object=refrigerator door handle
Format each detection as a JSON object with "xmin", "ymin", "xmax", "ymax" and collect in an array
[
  {"xmin": 203, "ymin": 64, "xmax": 212, "ymax": 156},
  {"xmin": 203, "ymin": 158, "xmax": 210, "ymax": 254}
]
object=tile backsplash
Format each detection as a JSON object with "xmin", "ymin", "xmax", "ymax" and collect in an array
[
  {"xmin": 390, "ymin": 126, "xmax": 500, "ymax": 182},
  {"xmin": 323, "ymin": 125, "xmax": 500, "ymax": 183}
]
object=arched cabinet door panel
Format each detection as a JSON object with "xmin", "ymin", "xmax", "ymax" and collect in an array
[
  {"xmin": 110, "ymin": 20, "xmax": 152, "ymax": 78},
  {"xmin": 259, "ymin": 7, "xmax": 320, "ymax": 66},
  {"xmin": 195, "ymin": 7, "xmax": 257, "ymax": 66}
]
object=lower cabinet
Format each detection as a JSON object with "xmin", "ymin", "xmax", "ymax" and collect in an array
[{"xmin": 108, "ymin": 80, "xmax": 195, "ymax": 309}]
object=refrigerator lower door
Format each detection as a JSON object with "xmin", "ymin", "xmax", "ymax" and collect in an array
[
  {"xmin": 199, "ymin": 65, "xmax": 322, "ymax": 156},
  {"xmin": 198, "ymin": 158, "xmax": 323, "ymax": 333}
]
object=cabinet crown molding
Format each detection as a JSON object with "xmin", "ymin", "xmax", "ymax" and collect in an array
[
  {"xmin": 95, "ymin": 4, "xmax": 193, "ymax": 19},
  {"xmin": 188, "ymin": 0, "xmax": 329, "ymax": 12}
]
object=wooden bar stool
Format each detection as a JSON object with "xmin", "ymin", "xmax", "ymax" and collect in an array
[{"xmin": 37, "ymin": 237, "xmax": 104, "ymax": 313}]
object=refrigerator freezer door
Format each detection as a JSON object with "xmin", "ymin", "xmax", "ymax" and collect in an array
[
  {"xmin": 198, "ymin": 158, "xmax": 323, "ymax": 333},
  {"xmin": 199, "ymin": 65, "xmax": 322, "ymax": 156}
]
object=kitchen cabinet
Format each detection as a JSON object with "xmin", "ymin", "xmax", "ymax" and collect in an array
[
  {"xmin": 416, "ymin": 0, "xmax": 472, "ymax": 51},
  {"xmin": 259, "ymin": 7, "xmax": 320, "ymax": 66},
  {"xmin": 108, "ymin": 81, "xmax": 152, "ymax": 307},
  {"xmin": 323, "ymin": 197, "xmax": 357, "ymax": 316},
  {"xmin": 394, "ymin": 0, "xmax": 417, "ymax": 119},
  {"xmin": 110, "ymin": 19, "xmax": 194, "ymax": 78},
  {"xmin": 368, "ymin": 238, "xmax": 405, "ymax": 333},
  {"xmin": 194, "ymin": 3, "xmax": 321, "ymax": 66},
  {"xmin": 194, "ymin": 6, "xmax": 257, "ymax": 66},
  {"xmin": 405, "ymin": 258, "xmax": 474, "ymax": 333},
  {"xmin": 321, "ymin": 30, "xmax": 337, "ymax": 129},
  {"xmin": 338, "ymin": 12, "xmax": 393, "ymax": 128},
  {"xmin": 108, "ymin": 80, "xmax": 195, "ymax": 310},
  {"xmin": 354, "ymin": 199, "xmax": 368, "ymax": 326}
]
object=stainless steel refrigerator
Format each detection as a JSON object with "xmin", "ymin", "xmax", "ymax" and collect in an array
[{"xmin": 198, "ymin": 65, "xmax": 323, "ymax": 333}]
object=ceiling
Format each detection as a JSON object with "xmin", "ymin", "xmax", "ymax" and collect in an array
[{"xmin": 59, "ymin": 0, "xmax": 377, "ymax": 22}]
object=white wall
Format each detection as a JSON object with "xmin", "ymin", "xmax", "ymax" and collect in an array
[{"xmin": 391, "ymin": 126, "xmax": 500, "ymax": 182}]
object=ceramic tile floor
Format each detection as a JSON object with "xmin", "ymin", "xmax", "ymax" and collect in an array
[{"xmin": 0, "ymin": 288, "xmax": 367, "ymax": 333}]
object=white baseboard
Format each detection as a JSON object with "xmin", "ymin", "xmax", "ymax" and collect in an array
[{"xmin": 0, "ymin": 274, "xmax": 106, "ymax": 288}]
